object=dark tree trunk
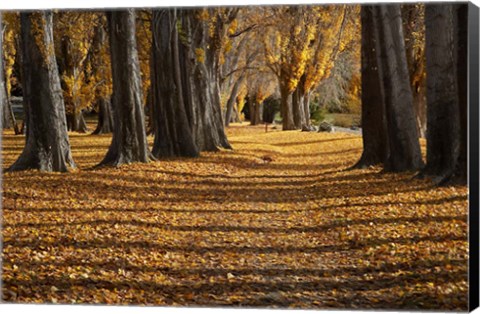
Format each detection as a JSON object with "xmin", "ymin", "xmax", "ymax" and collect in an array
[
  {"xmin": 280, "ymin": 83, "xmax": 295, "ymax": 130},
  {"xmin": 145, "ymin": 87, "xmax": 154, "ymax": 135},
  {"xmin": 92, "ymin": 97, "xmax": 113, "ymax": 134},
  {"xmin": 353, "ymin": 5, "xmax": 389, "ymax": 169},
  {"xmin": 421, "ymin": 4, "xmax": 459, "ymax": 181},
  {"xmin": 374, "ymin": 5, "xmax": 423, "ymax": 172},
  {"xmin": 67, "ymin": 110, "xmax": 88, "ymax": 133},
  {"xmin": 99, "ymin": 10, "xmax": 151, "ymax": 166},
  {"xmin": 450, "ymin": 4, "xmax": 468, "ymax": 185},
  {"xmin": 292, "ymin": 87, "xmax": 305, "ymax": 129},
  {"xmin": 430, "ymin": 4, "xmax": 468, "ymax": 185},
  {"xmin": 250, "ymin": 101, "xmax": 263, "ymax": 126},
  {"xmin": 9, "ymin": 12, "xmax": 75, "ymax": 172},
  {"xmin": 150, "ymin": 9, "xmax": 199, "ymax": 158},
  {"xmin": 88, "ymin": 20, "xmax": 113, "ymax": 136},
  {"xmin": 225, "ymin": 73, "xmax": 245, "ymax": 127}
]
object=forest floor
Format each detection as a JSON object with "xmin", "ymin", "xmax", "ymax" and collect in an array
[{"xmin": 1, "ymin": 124, "xmax": 468, "ymax": 310}]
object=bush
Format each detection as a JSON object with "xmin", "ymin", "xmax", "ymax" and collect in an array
[
  {"xmin": 263, "ymin": 97, "xmax": 280, "ymax": 124},
  {"xmin": 331, "ymin": 114, "xmax": 361, "ymax": 128},
  {"xmin": 310, "ymin": 104, "xmax": 328, "ymax": 125}
]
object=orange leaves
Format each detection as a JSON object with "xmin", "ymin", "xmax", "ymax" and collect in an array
[{"xmin": 1, "ymin": 125, "xmax": 469, "ymax": 309}]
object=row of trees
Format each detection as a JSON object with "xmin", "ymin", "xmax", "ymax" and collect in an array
[
  {"xmin": 355, "ymin": 3, "xmax": 468, "ymax": 185},
  {"xmin": 1, "ymin": 6, "xmax": 358, "ymax": 167},
  {"xmin": 0, "ymin": 4, "xmax": 470, "ymax": 185},
  {"xmin": 2, "ymin": 6, "xmax": 362, "ymax": 132},
  {"xmin": 1, "ymin": 9, "xmax": 239, "ymax": 171}
]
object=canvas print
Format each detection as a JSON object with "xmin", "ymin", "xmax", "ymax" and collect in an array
[{"xmin": 0, "ymin": 1, "xmax": 478, "ymax": 311}]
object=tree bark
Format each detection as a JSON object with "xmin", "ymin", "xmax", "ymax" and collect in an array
[
  {"xmin": 421, "ymin": 4, "xmax": 460, "ymax": 181},
  {"xmin": 181, "ymin": 9, "xmax": 232, "ymax": 151},
  {"xmin": 353, "ymin": 5, "xmax": 389, "ymax": 169},
  {"xmin": 293, "ymin": 75, "xmax": 313, "ymax": 131},
  {"xmin": 9, "ymin": 12, "xmax": 75, "ymax": 172},
  {"xmin": 150, "ymin": 9, "xmax": 199, "ymax": 158},
  {"xmin": 224, "ymin": 73, "xmax": 245, "ymax": 127},
  {"xmin": 92, "ymin": 97, "xmax": 113, "ymax": 134},
  {"xmin": 0, "ymin": 13, "xmax": 10, "ymax": 129},
  {"xmin": 99, "ymin": 10, "xmax": 151, "ymax": 166},
  {"xmin": 427, "ymin": 4, "xmax": 468, "ymax": 185},
  {"xmin": 67, "ymin": 110, "xmax": 88, "ymax": 133},
  {"xmin": 1, "ymin": 13, "xmax": 10, "ymax": 129},
  {"xmin": 250, "ymin": 100, "xmax": 263, "ymax": 125},
  {"xmin": 302, "ymin": 91, "xmax": 313, "ymax": 130},
  {"xmin": 374, "ymin": 5, "xmax": 423, "ymax": 172},
  {"xmin": 292, "ymin": 87, "xmax": 305, "ymax": 129},
  {"xmin": 1, "ymin": 96, "xmax": 11, "ymax": 129},
  {"xmin": 7, "ymin": 98, "xmax": 21, "ymax": 134},
  {"xmin": 145, "ymin": 86, "xmax": 154, "ymax": 135},
  {"xmin": 88, "ymin": 20, "xmax": 113, "ymax": 135},
  {"xmin": 401, "ymin": 4, "xmax": 427, "ymax": 138},
  {"xmin": 279, "ymin": 83, "xmax": 295, "ymax": 130},
  {"xmin": 449, "ymin": 4, "xmax": 468, "ymax": 185}
]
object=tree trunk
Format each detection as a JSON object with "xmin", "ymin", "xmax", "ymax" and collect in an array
[
  {"xmin": 1, "ymin": 97, "xmax": 11, "ymax": 129},
  {"xmin": 232, "ymin": 105, "xmax": 241, "ymax": 123},
  {"xmin": 280, "ymin": 84, "xmax": 295, "ymax": 130},
  {"xmin": 88, "ymin": 20, "xmax": 113, "ymax": 136},
  {"xmin": 250, "ymin": 101, "xmax": 263, "ymax": 125},
  {"xmin": 9, "ymin": 12, "xmax": 75, "ymax": 172},
  {"xmin": 150, "ymin": 9, "xmax": 199, "ymax": 158},
  {"xmin": 401, "ymin": 4, "xmax": 427, "ymax": 138},
  {"xmin": 145, "ymin": 87, "xmax": 154, "ymax": 135},
  {"xmin": 225, "ymin": 73, "xmax": 245, "ymax": 127},
  {"xmin": 92, "ymin": 97, "xmax": 113, "ymax": 134},
  {"xmin": 292, "ymin": 87, "xmax": 305, "ymax": 129},
  {"xmin": 302, "ymin": 91, "xmax": 312, "ymax": 130},
  {"xmin": 99, "ymin": 10, "xmax": 151, "ymax": 166},
  {"xmin": 450, "ymin": 4, "xmax": 468, "ymax": 185},
  {"xmin": 186, "ymin": 9, "xmax": 232, "ymax": 151},
  {"xmin": 374, "ymin": 5, "xmax": 423, "ymax": 172},
  {"xmin": 1, "ymin": 14, "xmax": 10, "ymax": 129},
  {"xmin": 420, "ymin": 4, "xmax": 459, "ymax": 181},
  {"xmin": 436, "ymin": 4, "xmax": 469, "ymax": 185},
  {"xmin": 294, "ymin": 77, "xmax": 313, "ymax": 131},
  {"xmin": 67, "ymin": 110, "xmax": 88, "ymax": 133},
  {"xmin": 353, "ymin": 5, "xmax": 389, "ymax": 169},
  {"xmin": 7, "ymin": 98, "xmax": 21, "ymax": 134}
]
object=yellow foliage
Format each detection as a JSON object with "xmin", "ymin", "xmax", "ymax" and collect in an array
[
  {"xmin": 195, "ymin": 48, "xmax": 206, "ymax": 64},
  {"xmin": 228, "ymin": 19, "xmax": 238, "ymax": 35},
  {"xmin": 2, "ymin": 12, "xmax": 19, "ymax": 96},
  {"xmin": 136, "ymin": 10, "xmax": 152, "ymax": 105},
  {"xmin": 30, "ymin": 12, "xmax": 52, "ymax": 66}
]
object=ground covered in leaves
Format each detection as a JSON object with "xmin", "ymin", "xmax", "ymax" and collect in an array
[{"xmin": 1, "ymin": 124, "xmax": 468, "ymax": 310}]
